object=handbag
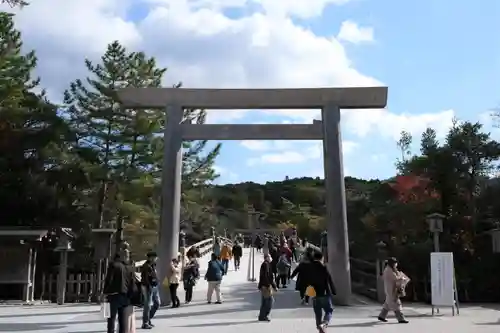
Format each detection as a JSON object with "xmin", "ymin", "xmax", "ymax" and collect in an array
[
  {"xmin": 305, "ymin": 285, "xmax": 316, "ymax": 297},
  {"xmin": 261, "ymin": 286, "xmax": 273, "ymax": 298},
  {"xmin": 162, "ymin": 276, "xmax": 170, "ymax": 288}
]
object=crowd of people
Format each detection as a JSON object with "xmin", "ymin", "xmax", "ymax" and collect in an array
[
  {"xmin": 255, "ymin": 232, "xmax": 410, "ymax": 332},
  {"xmin": 102, "ymin": 231, "xmax": 410, "ymax": 333},
  {"xmin": 102, "ymin": 237, "xmax": 244, "ymax": 333}
]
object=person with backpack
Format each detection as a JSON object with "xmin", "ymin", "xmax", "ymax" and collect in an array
[
  {"xmin": 276, "ymin": 252, "xmax": 291, "ymax": 288},
  {"xmin": 308, "ymin": 251, "xmax": 336, "ymax": 333},
  {"xmin": 205, "ymin": 253, "xmax": 224, "ymax": 304}
]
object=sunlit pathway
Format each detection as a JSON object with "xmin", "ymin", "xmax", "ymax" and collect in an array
[{"xmin": 0, "ymin": 248, "xmax": 500, "ymax": 332}]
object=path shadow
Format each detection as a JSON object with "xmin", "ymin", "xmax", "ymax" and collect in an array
[
  {"xmin": 0, "ymin": 323, "xmax": 66, "ymax": 332},
  {"xmin": 330, "ymin": 321, "xmax": 380, "ymax": 328},
  {"xmin": 154, "ymin": 303, "xmax": 257, "ymax": 320},
  {"xmin": 172, "ymin": 320, "xmax": 256, "ymax": 327},
  {"xmin": 475, "ymin": 321, "xmax": 500, "ymax": 326},
  {"xmin": 0, "ymin": 309, "xmax": 98, "ymax": 318}
]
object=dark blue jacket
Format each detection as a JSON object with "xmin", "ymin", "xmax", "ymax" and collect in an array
[{"xmin": 205, "ymin": 260, "xmax": 224, "ymax": 282}]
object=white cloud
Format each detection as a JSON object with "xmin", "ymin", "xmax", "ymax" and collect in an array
[
  {"xmin": 240, "ymin": 140, "xmax": 303, "ymax": 151},
  {"xmin": 248, "ymin": 151, "xmax": 306, "ymax": 165},
  {"xmin": 255, "ymin": 0, "xmax": 353, "ymax": 19},
  {"xmin": 240, "ymin": 141, "xmax": 271, "ymax": 150},
  {"xmin": 342, "ymin": 109, "xmax": 456, "ymax": 140},
  {"xmin": 6, "ymin": 0, "xmax": 379, "ymax": 100},
  {"xmin": 245, "ymin": 139, "xmax": 358, "ymax": 165},
  {"xmin": 213, "ymin": 165, "xmax": 239, "ymax": 182},
  {"xmin": 5, "ymin": 0, "xmax": 453, "ymax": 160},
  {"xmin": 337, "ymin": 20, "xmax": 374, "ymax": 44}
]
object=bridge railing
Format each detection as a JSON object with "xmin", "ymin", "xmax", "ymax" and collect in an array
[
  {"xmin": 306, "ymin": 242, "xmax": 382, "ymax": 302},
  {"xmin": 134, "ymin": 235, "xmax": 233, "ymax": 273}
]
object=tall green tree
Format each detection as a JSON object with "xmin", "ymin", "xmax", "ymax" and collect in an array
[
  {"xmin": 64, "ymin": 41, "xmax": 132, "ymax": 231},
  {"xmin": 64, "ymin": 40, "xmax": 221, "ymax": 253},
  {"xmin": 0, "ymin": 12, "xmax": 87, "ymax": 227}
]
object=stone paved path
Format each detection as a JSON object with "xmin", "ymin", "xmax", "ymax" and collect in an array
[{"xmin": 0, "ymin": 248, "xmax": 499, "ymax": 332}]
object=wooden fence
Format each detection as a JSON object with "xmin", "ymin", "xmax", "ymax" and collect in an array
[{"xmin": 40, "ymin": 272, "xmax": 96, "ymax": 303}]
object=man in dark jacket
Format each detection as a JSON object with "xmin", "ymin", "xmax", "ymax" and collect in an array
[
  {"xmin": 140, "ymin": 251, "xmax": 160, "ymax": 329},
  {"xmin": 103, "ymin": 249, "xmax": 135, "ymax": 333},
  {"xmin": 308, "ymin": 251, "xmax": 336, "ymax": 333},
  {"xmin": 232, "ymin": 243, "xmax": 243, "ymax": 270},
  {"xmin": 257, "ymin": 254, "xmax": 277, "ymax": 321}
]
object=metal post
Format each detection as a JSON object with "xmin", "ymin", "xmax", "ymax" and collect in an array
[
  {"xmin": 321, "ymin": 104, "xmax": 352, "ymax": 305},
  {"xmin": 250, "ymin": 243, "xmax": 256, "ymax": 282},
  {"xmin": 248, "ymin": 210, "xmax": 257, "ymax": 282},
  {"xmin": 433, "ymin": 232, "xmax": 440, "ymax": 252},
  {"xmin": 158, "ymin": 104, "xmax": 183, "ymax": 305}
]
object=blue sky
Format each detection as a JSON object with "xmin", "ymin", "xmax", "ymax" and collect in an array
[
  {"xmin": 8, "ymin": 0, "xmax": 500, "ymax": 185},
  {"xmin": 204, "ymin": 0, "xmax": 500, "ymax": 184}
]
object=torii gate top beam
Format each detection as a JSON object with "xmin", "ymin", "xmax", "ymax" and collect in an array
[{"xmin": 116, "ymin": 87, "xmax": 388, "ymax": 110}]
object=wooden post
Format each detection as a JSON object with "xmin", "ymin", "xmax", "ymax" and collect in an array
[
  {"xmin": 30, "ymin": 248, "xmax": 37, "ymax": 302},
  {"xmin": 56, "ymin": 251, "xmax": 68, "ymax": 305},
  {"xmin": 24, "ymin": 247, "xmax": 33, "ymax": 303}
]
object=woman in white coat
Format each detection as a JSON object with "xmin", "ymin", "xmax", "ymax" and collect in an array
[{"xmin": 377, "ymin": 257, "xmax": 409, "ymax": 324}]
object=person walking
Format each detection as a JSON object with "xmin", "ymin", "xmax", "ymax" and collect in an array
[
  {"xmin": 257, "ymin": 254, "xmax": 277, "ymax": 321},
  {"xmin": 220, "ymin": 242, "xmax": 232, "ymax": 274},
  {"xmin": 263, "ymin": 236, "xmax": 270, "ymax": 256},
  {"xmin": 183, "ymin": 256, "xmax": 200, "ymax": 304},
  {"xmin": 205, "ymin": 253, "xmax": 224, "ymax": 304},
  {"xmin": 289, "ymin": 236, "xmax": 298, "ymax": 262},
  {"xmin": 254, "ymin": 235, "xmax": 263, "ymax": 252},
  {"xmin": 213, "ymin": 237, "xmax": 222, "ymax": 258},
  {"xmin": 168, "ymin": 258, "xmax": 181, "ymax": 308},
  {"xmin": 291, "ymin": 247, "xmax": 313, "ymax": 305},
  {"xmin": 377, "ymin": 257, "xmax": 410, "ymax": 324},
  {"xmin": 308, "ymin": 251, "xmax": 336, "ymax": 333},
  {"xmin": 140, "ymin": 251, "xmax": 160, "ymax": 329},
  {"xmin": 103, "ymin": 249, "xmax": 137, "ymax": 333},
  {"xmin": 232, "ymin": 242, "xmax": 243, "ymax": 271},
  {"xmin": 276, "ymin": 252, "xmax": 291, "ymax": 288},
  {"xmin": 269, "ymin": 245, "xmax": 279, "ymax": 286}
]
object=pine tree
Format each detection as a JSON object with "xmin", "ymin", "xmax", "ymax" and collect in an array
[
  {"xmin": 64, "ymin": 41, "xmax": 133, "ymax": 230},
  {"xmin": 64, "ymin": 40, "xmax": 221, "ymax": 254},
  {"xmin": 1, "ymin": 0, "xmax": 28, "ymax": 8},
  {"xmin": 0, "ymin": 12, "xmax": 86, "ymax": 227}
]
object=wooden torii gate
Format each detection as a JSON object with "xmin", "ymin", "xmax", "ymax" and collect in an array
[{"xmin": 117, "ymin": 86, "xmax": 388, "ymax": 305}]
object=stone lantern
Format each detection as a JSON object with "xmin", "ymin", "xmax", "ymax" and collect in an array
[{"xmin": 426, "ymin": 213, "xmax": 445, "ymax": 252}]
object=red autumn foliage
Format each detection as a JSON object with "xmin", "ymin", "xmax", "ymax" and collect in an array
[{"xmin": 389, "ymin": 175, "xmax": 440, "ymax": 203}]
